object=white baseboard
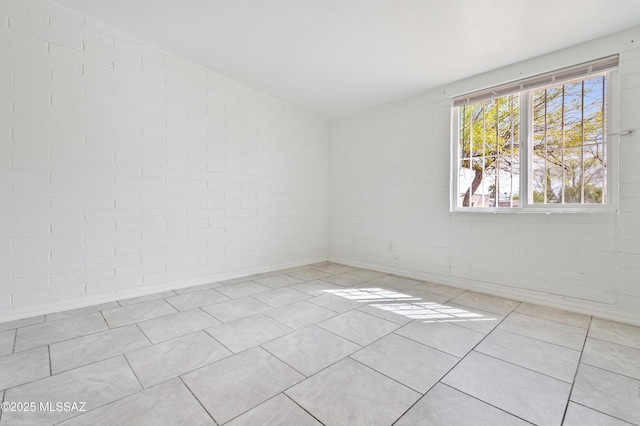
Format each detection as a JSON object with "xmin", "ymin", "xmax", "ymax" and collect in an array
[
  {"xmin": 4, "ymin": 255, "xmax": 638, "ymax": 328},
  {"xmin": 0, "ymin": 256, "xmax": 327, "ymax": 325},
  {"xmin": 329, "ymin": 256, "xmax": 640, "ymax": 327}
]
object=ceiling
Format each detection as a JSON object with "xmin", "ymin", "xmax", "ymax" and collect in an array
[{"xmin": 53, "ymin": 0, "xmax": 640, "ymax": 119}]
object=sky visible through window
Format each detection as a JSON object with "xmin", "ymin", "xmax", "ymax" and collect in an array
[{"xmin": 458, "ymin": 75, "xmax": 606, "ymax": 207}]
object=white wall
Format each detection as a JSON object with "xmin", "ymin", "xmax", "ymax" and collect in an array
[
  {"xmin": 329, "ymin": 26, "xmax": 640, "ymax": 325},
  {"xmin": 0, "ymin": 0, "xmax": 328, "ymax": 322}
]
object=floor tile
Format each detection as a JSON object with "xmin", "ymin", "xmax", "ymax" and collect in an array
[
  {"xmin": 395, "ymin": 319, "xmax": 485, "ymax": 357},
  {"xmin": 356, "ymin": 287, "xmax": 430, "ymax": 304},
  {"xmin": 182, "ymin": 347, "xmax": 304, "ymax": 424},
  {"xmin": 351, "ymin": 333, "xmax": 458, "ymax": 393},
  {"xmin": 226, "ymin": 393, "xmax": 321, "ymax": 426},
  {"xmin": 1, "ymin": 356, "xmax": 140, "ymax": 425},
  {"xmin": 0, "ymin": 330, "xmax": 14, "ymax": 356},
  {"xmin": 3, "ymin": 261, "xmax": 640, "ymax": 425},
  {"xmin": 410, "ymin": 281, "xmax": 466, "ymax": 298},
  {"xmin": 254, "ymin": 274, "xmax": 305, "ymax": 289},
  {"xmin": 475, "ymin": 328, "xmax": 581, "ymax": 382},
  {"xmin": 498, "ymin": 312, "xmax": 587, "ymax": 350},
  {"xmin": 216, "ymin": 276, "xmax": 258, "ymax": 286},
  {"xmin": 397, "ymin": 383, "xmax": 530, "ymax": 426},
  {"xmin": 442, "ymin": 351, "xmax": 571, "ymax": 425},
  {"xmin": 206, "ymin": 314, "xmax": 293, "ymax": 353},
  {"xmin": 0, "ymin": 347, "xmax": 50, "ymax": 391},
  {"xmin": 202, "ymin": 297, "xmax": 272, "ymax": 323},
  {"xmin": 401, "ymin": 287, "xmax": 452, "ymax": 304},
  {"xmin": 118, "ymin": 290, "xmax": 177, "ymax": 306},
  {"xmin": 307, "ymin": 292, "xmax": 367, "ymax": 313},
  {"xmin": 251, "ymin": 288, "xmax": 312, "ymax": 307},
  {"xmin": 264, "ymin": 301, "xmax": 336, "ymax": 329},
  {"xmin": 571, "ymin": 364, "xmax": 640, "ymax": 424},
  {"xmin": 515, "ymin": 302, "xmax": 591, "ymax": 328},
  {"xmin": 328, "ymin": 287, "xmax": 403, "ymax": 303},
  {"xmin": 287, "ymin": 268, "xmax": 334, "ymax": 281},
  {"xmin": 369, "ymin": 275, "xmax": 421, "ymax": 290},
  {"xmin": 164, "ymin": 289, "xmax": 230, "ymax": 311},
  {"xmin": 286, "ymin": 357, "xmax": 419, "ymax": 426},
  {"xmin": 46, "ymin": 302, "xmax": 120, "ymax": 322},
  {"xmin": 291, "ymin": 279, "xmax": 344, "ymax": 296},
  {"xmin": 357, "ymin": 302, "xmax": 415, "ymax": 325},
  {"xmin": 563, "ymin": 402, "xmax": 634, "ymax": 426},
  {"xmin": 347, "ymin": 268, "xmax": 387, "ymax": 280},
  {"xmin": 423, "ymin": 302, "xmax": 504, "ymax": 334},
  {"xmin": 262, "ymin": 326, "xmax": 360, "ymax": 376},
  {"xmin": 318, "ymin": 310, "xmax": 398, "ymax": 346},
  {"xmin": 137, "ymin": 309, "xmax": 221, "ymax": 343},
  {"xmin": 50, "ymin": 325, "xmax": 150, "ymax": 374},
  {"xmin": 59, "ymin": 378, "xmax": 215, "ymax": 426},
  {"xmin": 450, "ymin": 291, "xmax": 519, "ymax": 316},
  {"xmin": 0, "ymin": 316, "xmax": 45, "ymax": 332},
  {"xmin": 126, "ymin": 331, "xmax": 231, "ymax": 388},
  {"xmin": 321, "ymin": 272, "xmax": 368, "ymax": 286},
  {"xmin": 102, "ymin": 299, "xmax": 177, "ymax": 328},
  {"xmin": 252, "ymin": 270, "xmax": 286, "ymax": 279},
  {"xmin": 14, "ymin": 312, "xmax": 108, "ymax": 352},
  {"xmin": 174, "ymin": 281, "xmax": 223, "ymax": 295},
  {"xmin": 311, "ymin": 263, "xmax": 355, "ymax": 275},
  {"xmin": 589, "ymin": 318, "xmax": 640, "ymax": 349},
  {"xmin": 274, "ymin": 266, "xmax": 309, "ymax": 275},
  {"xmin": 360, "ymin": 299, "xmax": 460, "ymax": 323},
  {"xmin": 581, "ymin": 337, "xmax": 640, "ymax": 380},
  {"xmin": 216, "ymin": 281, "xmax": 272, "ymax": 299}
]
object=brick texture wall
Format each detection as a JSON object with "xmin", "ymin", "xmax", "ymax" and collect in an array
[
  {"xmin": 0, "ymin": 0, "xmax": 328, "ymax": 321},
  {"xmin": 329, "ymin": 26, "xmax": 640, "ymax": 325}
]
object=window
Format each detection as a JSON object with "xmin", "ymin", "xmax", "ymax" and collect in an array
[{"xmin": 451, "ymin": 56, "xmax": 618, "ymax": 211}]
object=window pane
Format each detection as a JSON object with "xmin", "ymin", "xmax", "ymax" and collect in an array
[
  {"xmin": 529, "ymin": 74, "xmax": 607, "ymax": 205},
  {"xmin": 532, "ymin": 150, "xmax": 547, "ymax": 203},
  {"xmin": 546, "ymin": 163, "xmax": 563, "ymax": 204},
  {"xmin": 457, "ymin": 95, "xmax": 519, "ymax": 208}
]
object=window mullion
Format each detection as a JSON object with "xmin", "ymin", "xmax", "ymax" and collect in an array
[
  {"xmin": 520, "ymin": 91, "xmax": 530, "ymax": 208},
  {"xmin": 581, "ymin": 80, "xmax": 585, "ymax": 204},
  {"xmin": 482, "ymin": 102, "xmax": 486, "ymax": 207},
  {"xmin": 602, "ymin": 75, "xmax": 607, "ymax": 204},
  {"xmin": 561, "ymin": 85, "xmax": 566, "ymax": 204},
  {"xmin": 544, "ymin": 89, "xmax": 548, "ymax": 204}
]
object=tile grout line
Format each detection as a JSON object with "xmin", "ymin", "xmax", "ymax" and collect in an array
[
  {"xmin": 10, "ymin": 328, "xmax": 17, "ymax": 354},
  {"xmin": 559, "ymin": 315, "xmax": 594, "ymax": 424},
  {"xmin": 259, "ymin": 344, "xmax": 310, "ymax": 379},
  {"xmin": 482, "ymin": 326, "xmax": 586, "ymax": 352},
  {"xmin": 2, "ymin": 264, "xmax": 637, "ymax": 424},
  {"xmin": 133, "ymin": 323, "xmax": 154, "ymax": 346},
  {"xmin": 122, "ymin": 353, "xmax": 146, "ymax": 391},
  {"xmin": 436, "ymin": 382, "xmax": 537, "ymax": 425},
  {"xmin": 586, "ymin": 333, "xmax": 640, "ymax": 352},
  {"xmin": 283, "ymin": 393, "xmax": 327, "ymax": 426},
  {"xmin": 471, "ymin": 348, "xmax": 578, "ymax": 385},
  {"xmin": 347, "ymin": 356, "xmax": 426, "ymax": 396},
  {"xmin": 389, "ymin": 301, "xmax": 521, "ymax": 424},
  {"xmin": 47, "ymin": 344, "xmax": 52, "ymax": 377},
  {"xmin": 566, "ymin": 400, "xmax": 636, "ymax": 425},
  {"xmin": 178, "ymin": 376, "xmax": 219, "ymax": 425}
]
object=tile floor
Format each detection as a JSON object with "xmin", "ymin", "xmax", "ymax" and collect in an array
[{"xmin": 0, "ymin": 262, "xmax": 639, "ymax": 425}]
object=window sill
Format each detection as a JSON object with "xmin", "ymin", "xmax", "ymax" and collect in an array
[{"xmin": 450, "ymin": 207, "xmax": 618, "ymax": 214}]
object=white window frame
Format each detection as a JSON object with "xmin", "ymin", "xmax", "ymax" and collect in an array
[{"xmin": 450, "ymin": 56, "xmax": 619, "ymax": 213}]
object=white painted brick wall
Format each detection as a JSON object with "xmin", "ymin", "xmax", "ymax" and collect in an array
[
  {"xmin": 0, "ymin": 0, "xmax": 327, "ymax": 321},
  {"xmin": 329, "ymin": 25, "xmax": 640, "ymax": 325}
]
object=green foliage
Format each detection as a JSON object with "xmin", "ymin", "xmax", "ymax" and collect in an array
[{"xmin": 458, "ymin": 75, "xmax": 607, "ymax": 207}]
